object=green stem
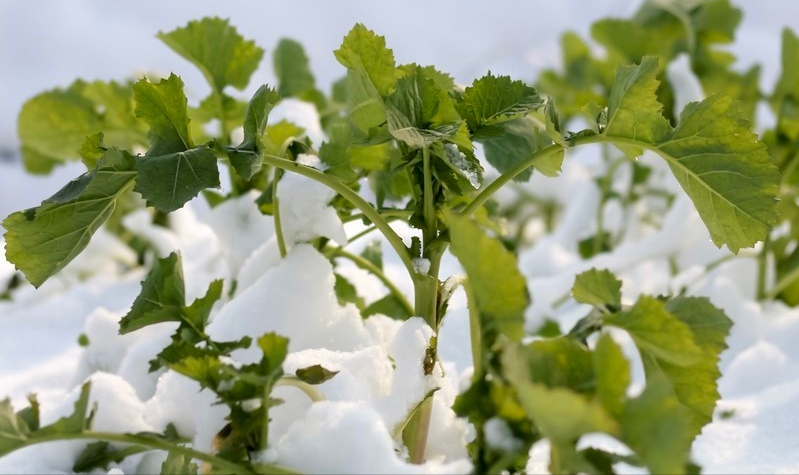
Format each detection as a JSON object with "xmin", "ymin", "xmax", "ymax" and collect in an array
[
  {"xmin": 345, "ymin": 224, "xmax": 379, "ymax": 244},
  {"xmin": 422, "ymin": 147, "xmax": 436, "ymax": 244},
  {"xmin": 275, "ymin": 376, "xmax": 326, "ymax": 402},
  {"xmin": 261, "ymin": 382, "xmax": 272, "ymax": 452},
  {"xmin": 326, "ymin": 247, "xmax": 414, "ymax": 316},
  {"xmin": 17, "ymin": 431, "xmax": 261, "ymax": 474},
  {"xmin": 463, "ymin": 143, "xmax": 566, "ymax": 218},
  {"xmin": 767, "ymin": 261, "xmax": 799, "ymax": 300},
  {"xmin": 272, "ymin": 168, "xmax": 288, "ymax": 258},
  {"xmin": 463, "ymin": 279, "xmax": 483, "ymax": 382},
  {"xmin": 261, "ymin": 153, "xmax": 415, "ymax": 277},
  {"xmin": 757, "ymin": 235, "xmax": 769, "ymax": 300}
]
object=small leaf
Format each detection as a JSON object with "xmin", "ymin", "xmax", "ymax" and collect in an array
[
  {"xmin": 160, "ymin": 450, "xmax": 199, "ymax": 475},
  {"xmin": 334, "ymin": 24, "xmax": 403, "ymax": 97},
  {"xmin": 593, "ymin": 333, "xmax": 630, "ymax": 417},
  {"xmin": 295, "ymin": 365, "xmax": 339, "ymax": 385},
  {"xmin": 360, "ymin": 241, "xmax": 383, "ymax": 270},
  {"xmin": 605, "ymin": 295, "xmax": 703, "ymax": 367},
  {"xmin": 515, "ymin": 383, "xmax": 618, "ymax": 442},
  {"xmin": 157, "ymin": 17, "xmax": 263, "ymax": 92},
  {"xmin": 457, "ymin": 72, "xmax": 544, "ymax": 132},
  {"xmin": 620, "ymin": 375, "xmax": 693, "ymax": 475},
  {"xmin": 361, "ymin": 294, "xmax": 412, "ymax": 320},
  {"xmin": 572, "ymin": 268, "xmax": 622, "ymax": 310},
  {"xmin": 481, "ymin": 117, "xmax": 563, "ymax": 182},
  {"xmin": 120, "ymin": 253, "xmax": 186, "ymax": 334},
  {"xmin": 447, "ymin": 213, "xmax": 528, "ymax": 341},
  {"xmin": 257, "ymin": 333, "xmax": 289, "ymax": 381},
  {"xmin": 226, "ymin": 85, "xmax": 282, "ymax": 180},
  {"xmin": 274, "ymin": 38, "xmax": 316, "ymax": 98}
]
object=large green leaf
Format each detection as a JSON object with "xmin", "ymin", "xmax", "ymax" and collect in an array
[
  {"xmin": 157, "ymin": 17, "xmax": 263, "ymax": 92},
  {"xmin": 447, "ymin": 213, "xmax": 527, "ymax": 341},
  {"xmin": 481, "ymin": 117, "xmax": 564, "ymax": 182},
  {"xmin": 17, "ymin": 80, "xmax": 147, "ymax": 174},
  {"xmin": 3, "ymin": 149, "xmax": 137, "ymax": 287},
  {"xmin": 603, "ymin": 57, "xmax": 779, "ymax": 252},
  {"xmin": 132, "ymin": 74, "xmax": 220, "ymax": 212}
]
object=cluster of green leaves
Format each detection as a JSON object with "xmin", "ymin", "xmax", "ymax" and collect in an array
[
  {"xmin": 450, "ymin": 217, "xmax": 731, "ymax": 474},
  {"xmin": 0, "ymin": 1, "xmax": 787, "ymax": 473}
]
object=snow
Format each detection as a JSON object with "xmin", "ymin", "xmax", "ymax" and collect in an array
[{"xmin": 2, "ymin": 1, "xmax": 799, "ymax": 474}]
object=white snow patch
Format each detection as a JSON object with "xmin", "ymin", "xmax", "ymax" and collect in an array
[{"xmin": 277, "ymin": 171, "xmax": 347, "ymax": 248}]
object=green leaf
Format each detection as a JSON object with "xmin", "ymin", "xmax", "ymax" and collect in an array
[
  {"xmin": 274, "ymin": 38, "xmax": 316, "ymax": 98},
  {"xmin": 572, "ymin": 268, "xmax": 622, "ymax": 310},
  {"xmin": 505, "ymin": 338, "xmax": 595, "ymax": 393},
  {"xmin": 3, "ymin": 149, "xmax": 137, "ymax": 287},
  {"xmin": 603, "ymin": 57, "xmax": 779, "ymax": 252},
  {"xmin": 361, "ymin": 294, "xmax": 412, "ymax": 320},
  {"xmin": 593, "ymin": 333, "xmax": 630, "ymax": 417},
  {"xmin": 447, "ymin": 213, "xmax": 528, "ymax": 341},
  {"xmin": 605, "ymin": 295, "xmax": 703, "ymax": 367},
  {"xmin": 334, "ymin": 273, "xmax": 365, "ymax": 310},
  {"xmin": 0, "ymin": 399, "xmax": 29, "ymax": 455},
  {"xmin": 31, "ymin": 382, "xmax": 92, "ymax": 439},
  {"xmin": 295, "ymin": 365, "xmax": 339, "ymax": 385},
  {"xmin": 604, "ymin": 57, "xmax": 671, "ymax": 151},
  {"xmin": 78, "ymin": 132, "xmax": 107, "ymax": 169},
  {"xmin": 157, "ymin": 17, "xmax": 263, "ymax": 92},
  {"xmin": 160, "ymin": 450, "xmax": 199, "ymax": 475},
  {"xmin": 652, "ymin": 296, "xmax": 733, "ymax": 437},
  {"xmin": 360, "ymin": 241, "xmax": 383, "ymax": 270},
  {"xmin": 456, "ymin": 72, "xmax": 544, "ymax": 132},
  {"xmin": 384, "ymin": 66, "xmax": 462, "ymax": 149},
  {"xmin": 17, "ymin": 80, "xmax": 147, "ymax": 174},
  {"xmin": 133, "ymin": 74, "xmax": 194, "ymax": 155},
  {"xmin": 133, "ymin": 74, "xmax": 220, "ymax": 212},
  {"xmin": 226, "ymin": 85, "xmax": 282, "ymax": 180},
  {"xmin": 515, "ymin": 383, "xmax": 617, "ymax": 442},
  {"xmin": 258, "ymin": 333, "xmax": 289, "ymax": 380},
  {"xmin": 119, "ymin": 253, "xmax": 186, "ymax": 334},
  {"xmin": 544, "ymin": 98, "xmax": 566, "ymax": 146},
  {"xmin": 334, "ymin": 24, "xmax": 403, "ymax": 97},
  {"xmin": 620, "ymin": 375, "xmax": 692, "ymax": 475},
  {"xmin": 73, "ymin": 441, "xmax": 146, "ymax": 473},
  {"xmin": 481, "ymin": 117, "xmax": 564, "ymax": 181}
]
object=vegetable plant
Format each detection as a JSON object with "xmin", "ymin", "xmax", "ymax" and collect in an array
[{"xmin": 0, "ymin": 1, "xmax": 789, "ymax": 473}]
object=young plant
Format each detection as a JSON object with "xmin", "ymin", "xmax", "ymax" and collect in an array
[{"xmin": 0, "ymin": 1, "xmax": 783, "ymax": 473}]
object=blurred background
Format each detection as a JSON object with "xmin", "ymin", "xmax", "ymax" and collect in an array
[{"xmin": 1, "ymin": 0, "xmax": 797, "ymax": 222}]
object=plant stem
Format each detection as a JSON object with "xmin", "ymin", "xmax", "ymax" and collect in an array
[
  {"xmin": 756, "ymin": 235, "xmax": 769, "ymax": 300},
  {"xmin": 463, "ymin": 143, "xmax": 566, "ymax": 218},
  {"xmin": 272, "ymin": 168, "xmax": 288, "ymax": 258},
  {"xmin": 275, "ymin": 376, "xmax": 326, "ymax": 402},
  {"xmin": 463, "ymin": 279, "xmax": 483, "ymax": 382},
  {"xmin": 422, "ymin": 147, "xmax": 436, "ymax": 244},
  {"xmin": 767, "ymin": 261, "xmax": 799, "ymax": 300},
  {"xmin": 18, "ymin": 431, "xmax": 263, "ymax": 474},
  {"xmin": 261, "ymin": 153, "xmax": 415, "ymax": 277},
  {"xmin": 326, "ymin": 246, "xmax": 414, "ymax": 316}
]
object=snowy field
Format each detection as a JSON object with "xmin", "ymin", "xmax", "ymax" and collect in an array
[{"xmin": 2, "ymin": 1, "xmax": 799, "ymax": 473}]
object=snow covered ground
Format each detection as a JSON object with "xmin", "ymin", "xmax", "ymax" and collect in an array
[{"xmin": 2, "ymin": 1, "xmax": 799, "ymax": 474}]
